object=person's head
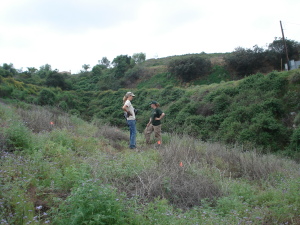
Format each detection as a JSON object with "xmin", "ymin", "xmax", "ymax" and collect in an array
[
  {"xmin": 123, "ymin": 92, "xmax": 135, "ymax": 103},
  {"xmin": 149, "ymin": 100, "xmax": 160, "ymax": 108}
]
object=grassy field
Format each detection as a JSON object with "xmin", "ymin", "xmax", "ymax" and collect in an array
[{"xmin": 1, "ymin": 100, "xmax": 300, "ymax": 224}]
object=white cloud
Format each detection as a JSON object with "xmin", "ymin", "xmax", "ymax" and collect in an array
[{"xmin": 0, "ymin": 0, "xmax": 299, "ymax": 73}]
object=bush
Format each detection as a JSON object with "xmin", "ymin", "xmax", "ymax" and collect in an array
[
  {"xmin": 93, "ymin": 124, "xmax": 128, "ymax": 150},
  {"xmin": 224, "ymin": 46, "xmax": 267, "ymax": 77},
  {"xmin": 247, "ymin": 113, "xmax": 288, "ymax": 150},
  {"xmin": 133, "ymin": 136, "xmax": 223, "ymax": 209},
  {"xmin": 5, "ymin": 121, "xmax": 32, "ymax": 151},
  {"xmin": 0, "ymin": 84, "xmax": 13, "ymax": 97},
  {"xmin": 16, "ymin": 105, "xmax": 73, "ymax": 133},
  {"xmin": 289, "ymin": 71, "xmax": 300, "ymax": 84},
  {"xmin": 168, "ymin": 56, "xmax": 211, "ymax": 82},
  {"xmin": 52, "ymin": 181, "xmax": 130, "ymax": 225},
  {"xmin": 289, "ymin": 127, "xmax": 300, "ymax": 151},
  {"xmin": 38, "ymin": 89, "xmax": 56, "ymax": 106}
]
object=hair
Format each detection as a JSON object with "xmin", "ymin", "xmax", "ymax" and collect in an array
[
  {"xmin": 123, "ymin": 95, "xmax": 128, "ymax": 104},
  {"xmin": 155, "ymin": 103, "xmax": 160, "ymax": 107},
  {"xmin": 123, "ymin": 92, "xmax": 133, "ymax": 103}
]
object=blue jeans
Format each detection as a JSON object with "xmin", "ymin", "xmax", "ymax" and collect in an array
[{"xmin": 127, "ymin": 120, "xmax": 136, "ymax": 148}]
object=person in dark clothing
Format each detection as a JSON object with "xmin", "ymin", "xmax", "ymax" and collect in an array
[{"xmin": 144, "ymin": 101, "xmax": 165, "ymax": 146}]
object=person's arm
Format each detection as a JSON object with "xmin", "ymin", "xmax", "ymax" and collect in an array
[
  {"xmin": 122, "ymin": 104, "xmax": 132, "ymax": 115},
  {"xmin": 155, "ymin": 112, "xmax": 165, "ymax": 120},
  {"xmin": 147, "ymin": 118, "xmax": 152, "ymax": 126}
]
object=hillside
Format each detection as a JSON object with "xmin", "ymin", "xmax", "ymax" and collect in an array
[
  {"xmin": 2, "ymin": 67, "xmax": 300, "ymax": 154},
  {"xmin": 1, "ymin": 101, "xmax": 300, "ymax": 224}
]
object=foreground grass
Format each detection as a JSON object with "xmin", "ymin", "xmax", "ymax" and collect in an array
[{"xmin": 0, "ymin": 101, "xmax": 300, "ymax": 225}]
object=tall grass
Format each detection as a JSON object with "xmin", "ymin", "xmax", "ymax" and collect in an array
[{"xmin": 1, "ymin": 101, "xmax": 300, "ymax": 224}]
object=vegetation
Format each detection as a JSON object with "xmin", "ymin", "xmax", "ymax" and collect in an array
[
  {"xmin": 167, "ymin": 55, "xmax": 212, "ymax": 82},
  {"xmin": 0, "ymin": 102, "xmax": 299, "ymax": 224},
  {"xmin": 1, "ymin": 37, "xmax": 300, "ymax": 224}
]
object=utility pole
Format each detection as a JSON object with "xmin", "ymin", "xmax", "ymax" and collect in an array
[{"xmin": 280, "ymin": 20, "xmax": 290, "ymax": 70}]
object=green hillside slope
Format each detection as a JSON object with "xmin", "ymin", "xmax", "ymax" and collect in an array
[
  {"xmin": 1, "ymin": 68, "xmax": 300, "ymax": 154},
  {"xmin": 0, "ymin": 101, "xmax": 300, "ymax": 224}
]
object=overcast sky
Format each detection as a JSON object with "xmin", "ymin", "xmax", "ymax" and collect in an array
[{"xmin": 1, "ymin": 0, "xmax": 299, "ymax": 73}]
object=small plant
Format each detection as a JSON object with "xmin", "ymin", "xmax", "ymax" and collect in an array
[
  {"xmin": 52, "ymin": 180, "xmax": 130, "ymax": 225},
  {"xmin": 5, "ymin": 120, "xmax": 32, "ymax": 151}
]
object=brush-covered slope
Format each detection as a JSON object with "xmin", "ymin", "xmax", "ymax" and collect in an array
[{"xmin": 0, "ymin": 101, "xmax": 300, "ymax": 224}]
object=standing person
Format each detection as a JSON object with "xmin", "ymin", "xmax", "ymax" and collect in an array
[
  {"xmin": 122, "ymin": 92, "xmax": 137, "ymax": 149},
  {"xmin": 145, "ymin": 101, "xmax": 165, "ymax": 146}
]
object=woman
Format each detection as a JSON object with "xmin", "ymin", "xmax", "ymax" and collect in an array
[
  {"xmin": 122, "ymin": 92, "xmax": 137, "ymax": 149},
  {"xmin": 145, "ymin": 101, "xmax": 165, "ymax": 146}
]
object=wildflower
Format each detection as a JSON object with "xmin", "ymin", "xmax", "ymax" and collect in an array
[{"xmin": 36, "ymin": 205, "xmax": 43, "ymax": 210}]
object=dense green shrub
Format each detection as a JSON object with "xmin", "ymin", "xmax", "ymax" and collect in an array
[
  {"xmin": 112, "ymin": 55, "xmax": 135, "ymax": 78},
  {"xmin": 38, "ymin": 89, "xmax": 56, "ymax": 105},
  {"xmin": 0, "ymin": 84, "xmax": 13, "ymax": 97},
  {"xmin": 225, "ymin": 46, "xmax": 267, "ymax": 77},
  {"xmin": 160, "ymin": 85, "xmax": 185, "ymax": 105},
  {"xmin": 168, "ymin": 56, "xmax": 211, "ymax": 82},
  {"xmin": 52, "ymin": 181, "xmax": 130, "ymax": 225},
  {"xmin": 247, "ymin": 113, "xmax": 288, "ymax": 150},
  {"xmin": 212, "ymin": 93, "xmax": 231, "ymax": 113},
  {"xmin": 289, "ymin": 127, "xmax": 300, "ymax": 151},
  {"xmin": 5, "ymin": 121, "xmax": 32, "ymax": 151},
  {"xmin": 45, "ymin": 72, "xmax": 68, "ymax": 90}
]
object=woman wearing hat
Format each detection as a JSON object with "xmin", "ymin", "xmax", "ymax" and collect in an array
[
  {"xmin": 145, "ymin": 101, "xmax": 165, "ymax": 146},
  {"xmin": 122, "ymin": 92, "xmax": 137, "ymax": 149}
]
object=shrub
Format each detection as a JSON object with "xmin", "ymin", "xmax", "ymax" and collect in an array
[
  {"xmin": 93, "ymin": 124, "xmax": 128, "ymax": 150},
  {"xmin": 224, "ymin": 46, "xmax": 266, "ymax": 77},
  {"xmin": 289, "ymin": 71, "xmax": 300, "ymax": 84},
  {"xmin": 133, "ymin": 136, "xmax": 223, "ymax": 209},
  {"xmin": 168, "ymin": 56, "xmax": 211, "ymax": 82},
  {"xmin": 38, "ymin": 89, "xmax": 56, "ymax": 106},
  {"xmin": 16, "ymin": 105, "xmax": 73, "ymax": 133},
  {"xmin": 212, "ymin": 93, "xmax": 231, "ymax": 113},
  {"xmin": 247, "ymin": 113, "xmax": 288, "ymax": 150},
  {"xmin": 289, "ymin": 127, "xmax": 300, "ymax": 151},
  {"xmin": 183, "ymin": 115, "xmax": 206, "ymax": 137},
  {"xmin": 0, "ymin": 84, "xmax": 13, "ymax": 97},
  {"xmin": 5, "ymin": 121, "xmax": 32, "ymax": 151},
  {"xmin": 52, "ymin": 181, "xmax": 130, "ymax": 225}
]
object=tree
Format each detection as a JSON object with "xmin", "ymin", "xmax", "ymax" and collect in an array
[
  {"xmin": 1, "ymin": 63, "xmax": 17, "ymax": 77},
  {"xmin": 132, "ymin": 52, "xmax": 146, "ymax": 64},
  {"xmin": 267, "ymin": 37, "xmax": 300, "ymax": 69},
  {"xmin": 45, "ymin": 71, "xmax": 68, "ymax": 90},
  {"xmin": 27, "ymin": 67, "xmax": 37, "ymax": 74},
  {"xmin": 37, "ymin": 64, "xmax": 52, "ymax": 79},
  {"xmin": 82, "ymin": 64, "xmax": 90, "ymax": 72},
  {"xmin": 99, "ymin": 57, "xmax": 110, "ymax": 68},
  {"xmin": 92, "ymin": 65, "xmax": 103, "ymax": 76},
  {"xmin": 112, "ymin": 55, "xmax": 135, "ymax": 78},
  {"xmin": 224, "ymin": 46, "xmax": 266, "ymax": 77}
]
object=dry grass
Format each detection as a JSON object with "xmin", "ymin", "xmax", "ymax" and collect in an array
[
  {"xmin": 94, "ymin": 124, "xmax": 128, "ymax": 150},
  {"xmin": 15, "ymin": 105, "xmax": 73, "ymax": 133},
  {"xmin": 125, "ymin": 136, "xmax": 289, "ymax": 209},
  {"xmin": 131, "ymin": 136, "xmax": 223, "ymax": 209},
  {"xmin": 204, "ymin": 142, "xmax": 285, "ymax": 180},
  {"xmin": 210, "ymin": 56, "xmax": 225, "ymax": 66}
]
